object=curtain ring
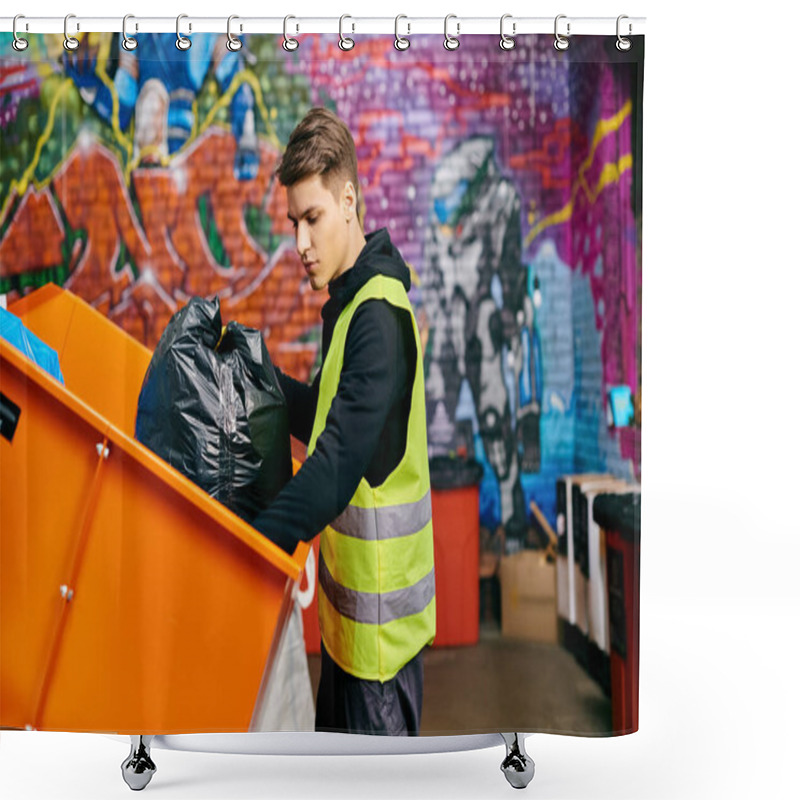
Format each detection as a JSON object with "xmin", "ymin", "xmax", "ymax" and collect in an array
[
  {"xmin": 283, "ymin": 15, "xmax": 299, "ymax": 51},
  {"xmin": 63, "ymin": 13, "xmax": 79, "ymax": 51},
  {"xmin": 227, "ymin": 15, "xmax": 242, "ymax": 51},
  {"xmin": 339, "ymin": 15, "xmax": 354, "ymax": 51},
  {"xmin": 12, "ymin": 14, "xmax": 29, "ymax": 51},
  {"xmin": 394, "ymin": 15, "xmax": 410, "ymax": 51},
  {"xmin": 554, "ymin": 14, "xmax": 570, "ymax": 51},
  {"xmin": 176, "ymin": 13, "xmax": 191, "ymax": 50},
  {"xmin": 443, "ymin": 14, "xmax": 459, "ymax": 51},
  {"xmin": 616, "ymin": 15, "xmax": 632, "ymax": 51},
  {"xmin": 499, "ymin": 14, "xmax": 515, "ymax": 51},
  {"xmin": 122, "ymin": 14, "xmax": 138, "ymax": 51}
]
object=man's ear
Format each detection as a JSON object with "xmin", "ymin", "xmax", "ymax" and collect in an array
[{"xmin": 341, "ymin": 179, "xmax": 357, "ymax": 221}]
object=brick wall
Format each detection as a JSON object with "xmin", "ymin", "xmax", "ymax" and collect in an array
[{"xmin": 0, "ymin": 32, "xmax": 642, "ymax": 531}]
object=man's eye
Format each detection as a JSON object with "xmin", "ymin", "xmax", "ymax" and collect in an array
[{"xmin": 308, "ymin": 216, "xmax": 318, "ymax": 225}]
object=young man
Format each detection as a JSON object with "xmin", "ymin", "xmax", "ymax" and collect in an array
[{"xmin": 250, "ymin": 107, "xmax": 436, "ymax": 736}]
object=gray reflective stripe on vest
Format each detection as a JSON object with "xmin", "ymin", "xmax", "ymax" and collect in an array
[
  {"xmin": 329, "ymin": 489, "xmax": 432, "ymax": 541},
  {"xmin": 319, "ymin": 552, "xmax": 435, "ymax": 626}
]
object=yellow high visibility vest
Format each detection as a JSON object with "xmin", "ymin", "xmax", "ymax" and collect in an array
[{"xmin": 307, "ymin": 274, "xmax": 436, "ymax": 682}]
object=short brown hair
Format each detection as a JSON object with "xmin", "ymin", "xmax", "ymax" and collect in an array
[{"xmin": 277, "ymin": 107, "xmax": 359, "ymax": 206}]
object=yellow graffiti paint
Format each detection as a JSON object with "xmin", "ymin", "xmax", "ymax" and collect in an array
[
  {"xmin": 196, "ymin": 69, "xmax": 281, "ymax": 151},
  {"xmin": 77, "ymin": 33, "xmax": 134, "ymax": 168},
  {"xmin": 4, "ymin": 55, "xmax": 282, "ymax": 212},
  {"xmin": 584, "ymin": 153, "xmax": 634, "ymax": 205},
  {"xmin": 583, "ymin": 100, "xmax": 632, "ymax": 174},
  {"xmin": 526, "ymin": 199, "xmax": 575, "ymax": 245},
  {"xmin": 525, "ymin": 100, "xmax": 633, "ymax": 247},
  {"xmin": 133, "ymin": 145, "xmax": 170, "ymax": 167},
  {"xmin": 0, "ymin": 78, "xmax": 74, "ymax": 224},
  {"xmin": 96, "ymin": 73, "xmax": 134, "ymax": 163},
  {"xmin": 1, "ymin": 36, "xmax": 134, "ymax": 210},
  {"xmin": 526, "ymin": 153, "xmax": 633, "ymax": 246}
]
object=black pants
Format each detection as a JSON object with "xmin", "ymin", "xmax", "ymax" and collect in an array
[{"xmin": 315, "ymin": 642, "xmax": 424, "ymax": 735}]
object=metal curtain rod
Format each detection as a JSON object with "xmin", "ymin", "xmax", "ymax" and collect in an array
[{"xmin": 0, "ymin": 16, "xmax": 646, "ymax": 36}]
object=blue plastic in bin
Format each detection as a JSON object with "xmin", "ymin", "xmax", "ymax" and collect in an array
[{"xmin": 0, "ymin": 306, "xmax": 64, "ymax": 384}]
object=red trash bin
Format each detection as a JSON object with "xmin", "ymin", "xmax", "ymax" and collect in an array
[
  {"xmin": 593, "ymin": 491, "xmax": 641, "ymax": 734},
  {"xmin": 429, "ymin": 456, "xmax": 484, "ymax": 647},
  {"xmin": 298, "ymin": 458, "xmax": 486, "ymax": 653}
]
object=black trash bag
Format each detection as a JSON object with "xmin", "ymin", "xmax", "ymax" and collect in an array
[{"xmin": 135, "ymin": 296, "xmax": 292, "ymax": 525}]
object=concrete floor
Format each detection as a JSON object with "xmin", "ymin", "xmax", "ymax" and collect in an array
[{"xmin": 306, "ymin": 623, "xmax": 611, "ymax": 736}]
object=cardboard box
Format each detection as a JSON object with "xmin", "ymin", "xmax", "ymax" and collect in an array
[{"xmin": 499, "ymin": 550, "xmax": 558, "ymax": 643}]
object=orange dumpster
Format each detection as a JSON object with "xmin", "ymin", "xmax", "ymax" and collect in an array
[{"xmin": 0, "ymin": 284, "xmax": 309, "ymax": 734}]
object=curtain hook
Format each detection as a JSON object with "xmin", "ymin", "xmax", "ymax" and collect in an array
[
  {"xmin": 616, "ymin": 15, "xmax": 632, "ymax": 51},
  {"xmin": 554, "ymin": 14, "xmax": 570, "ymax": 51},
  {"xmin": 499, "ymin": 14, "xmax": 516, "ymax": 51},
  {"xmin": 176, "ymin": 13, "xmax": 191, "ymax": 51},
  {"xmin": 12, "ymin": 14, "xmax": 29, "ymax": 51},
  {"xmin": 444, "ymin": 14, "xmax": 460, "ymax": 51},
  {"xmin": 227, "ymin": 15, "xmax": 242, "ymax": 51},
  {"xmin": 283, "ymin": 15, "xmax": 299, "ymax": 51},
  {"xmin": 339, "ymin": 15, "xmax": 354, "ymax": 51},
  {"xmin": 122, "ymin": 14, "xmax": 138, "ymax": 51},
  {"xmin": 394, "ymin": 15, "xmax": 410, "ymax": 51},
  {"xmin": 63, "ymin": 13, "xmax": 79, "ymax": 51}
]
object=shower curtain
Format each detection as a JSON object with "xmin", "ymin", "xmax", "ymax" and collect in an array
[{"xmin": 0, "ymin": 25, "xmax": 643, "ymax": 740}]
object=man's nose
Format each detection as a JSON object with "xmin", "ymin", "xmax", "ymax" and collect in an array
[{"xmin": 296, "ymin": 223, "xmax": 310, "ymax": 256}]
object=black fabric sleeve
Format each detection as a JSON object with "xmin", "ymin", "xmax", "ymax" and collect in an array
[
  {"xmin": 275, "ymin": 366, "xmax": 320, "ymax": 446},
  {"xmin": 251, "ymin": 300, "xmax": 414, "ymax": 554}
]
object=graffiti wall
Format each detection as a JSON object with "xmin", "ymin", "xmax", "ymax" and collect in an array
[{"xmin": 0, "ymin": 32, "xmax": 642, "ymax": 537}]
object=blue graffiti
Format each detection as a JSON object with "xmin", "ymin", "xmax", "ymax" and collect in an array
[{"xmin": 63, "ymin": 33, "xmax": 258, "ymax": 180}]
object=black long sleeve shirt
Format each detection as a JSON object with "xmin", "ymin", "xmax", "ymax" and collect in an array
[{"xmin": 250, "ymin": 228, "xmax": 416, "ymax": 554}]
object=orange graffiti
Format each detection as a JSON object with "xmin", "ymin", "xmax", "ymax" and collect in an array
[
  {"xmin": 508, "ymin": 118, "xmax": 579, "ymax": 191},
  {"xmin": 2, "ymin": 129, "xmax": 327, "ymax": 383},
  {"xmin": 0, "ymin": 187, "xmax": 64, "ymax": 274},
  {"xmin": 51, "ymin": 141, "xmax": 144, "ymax": 310}
]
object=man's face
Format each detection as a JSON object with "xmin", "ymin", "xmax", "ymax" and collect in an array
[{"xmin": 286, "ymin": 174, "xmax": 353, "ymax": 291}]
